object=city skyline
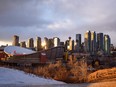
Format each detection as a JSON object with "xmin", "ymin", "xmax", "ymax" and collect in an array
[
  {"xmin": 9, "ymin": 30, "xmax": 112, "ymax": 56},
  {"xmin": 0, "ymin": 30, "xmax": 114, "ymax": 47},
  {"xmin": 0, "ymin": 0, "xmax": 116, "ymax": 46}
]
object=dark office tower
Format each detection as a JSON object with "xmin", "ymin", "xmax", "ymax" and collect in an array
[
  {"xmin": 12, "ymin": 35, "xmax": 19, "ymax": 46},
  {"xmin": 97, "ymin": 33, "xmax": 104, "ymax": 51},
  {"xmin": 81, "ymin": 42, "xmax": 85, "ymax": 52},
  {"xmin": 91, "ymin": 31, "xmax": 96, "ymax": 55},
  {"xmin": 104, "ymin": 35, "xmax": 111, "ymax": 55},
  {"xmin": 28, "ymin": 38, "xmax": 34, "ymax": 48},
  {"xmin": 76, "ymin": 34, "xmax": 81, "ymax": 52},
  {"xmin": 20, "ymin": 41, "xmax": 26, "ymax": 48},
  {"xmin": 36, "ymin": 37, "xmax": 41, "ymax": 51},
  {"xmin": 60, "ymin": 42, "xmax": 64, "ymax": 46},
  {"xmin": 53, "ymin": 37, "xmax": 60, "ymax": 47},
  {"xmin": 84, "ymin": 30, "xmax": 91, "ymax": 53},
  {"xmin": 72, "ymin": 40, "xmax": 75, "ymax": 51},
  {"xmin": 48, "ymin": 38, "xmax": 54, "ymax": 48},
  {"xmin": 110, "ymin": 44, "xmax": 114, "ymax": 51},
  {"xmin": 44, "ymin": 37, "xmax": 49, "ymax": 49}
]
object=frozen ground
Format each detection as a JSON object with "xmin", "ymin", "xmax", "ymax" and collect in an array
[
  {"xmin": 0, "ymin": 67, "xmax": 65, "ymax": 85},
  {"xmin": 0, "ymin": 67, "xmax": 115, "ymax": 87}
]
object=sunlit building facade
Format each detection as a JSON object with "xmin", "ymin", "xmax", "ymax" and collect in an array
[
  {"xmin": 84, "ymin": 30, "xmax": 91, "ymax": 53},
  {"xmin": 65, "ymin": 40, "xmax": 69, "ymax": 51},
  {"xmin": 44, "ymin": 37, "xmax": 49, "ymax": 49},
  {"xmin": 104, "ymin": 35, "xmax": 111, "ymax": 55},
  {"xmin": 68, "ymin": 37, "xmax": 72, "ymax": 51},
  {"xmin": 48, "ymin": 38, "xmax": 54, "ymax": 48},
  {"xmin": 53, "ymin": 37, "xmax": 60, "ymax": 47}
]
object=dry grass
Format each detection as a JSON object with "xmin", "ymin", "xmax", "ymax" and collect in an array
[
  {"xmin": 31, "ymin": 58, "xmax": 88, "ymax": 83},
  {"xmin": 87, "ymin": 67, "xmax": 116, "ymax": 82},
  {"xmin": 0, "ymin": 58, "xmax": 88, "ymax": 83},
  {"xmin": 87, "ymin": 81, "xmax": 116, "ymax": 87}
]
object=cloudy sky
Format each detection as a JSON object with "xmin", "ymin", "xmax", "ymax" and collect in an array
[{"xmin": 0, "ymin": 0, "xmax": 116, "ymax": 46}]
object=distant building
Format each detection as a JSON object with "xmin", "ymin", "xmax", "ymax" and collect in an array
[
  {"xmin": 44, "ymin": 37, "xmax": 49, "ymax": 49},
  {"xmin": 12, "ymin": 35, "xmax": 19, "ymax": 46},
  {"xmin": 28, "ymin": 38, "xmax": 34, "ymax": 48},
  {"xmin": 76, "ymin": 34, "xmax": 81, "ymax": 52},
  {"xmin": 53, "ymin": 37, "xmax": 60, "ymax": 47},
  {"xmin": 36, "ymin": 37, "xmax": 41, "ymax": 51},
  {"xmin": 68, "ymin": 37, "xmax": 73, "ymax": 51},
  {"xmin": 20, "ymin": 41, "xmax": 26, "ymax": 48},
  {"xmin": 65, "ymin": 40, "xmax": 69, "ymax": 51},
  {"xmin": 97, "ymin": 33, "xmax": 104, "ymax": 51},
  {"xmin": 48, "ymin": 38, "xmax": 54, "ymax": 48},
  {"xmin": 72, "ymin": 40, "xmax": 75, "ymax": 51},
  {"xmin": 84, "ymin": 31, "xmax": 91, "ymax": 53},
  {"xmin": 60, "ymin": 42, "xmax": 64, "ymax": 46},
  {"xmin": 81, "ymin": 42, "xmax": 85, "ymax": 52},
  {"xmin": 110, "ymin": 44, "xmax": 114, "ymax": 51},
  {"xmin": 64, "ymin": 37, "xmax": 74, "ymax": 51},
  {"xmin": 91, "ymin": 31, "xmax": 96, "ymax": 55},
  {"xmin": 104, "ymin": 35, "xmax": 111, "ymax": 55}
]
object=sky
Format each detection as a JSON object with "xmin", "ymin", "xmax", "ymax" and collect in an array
[{"xmin": 0, "ymin": 0, "xmax": 116, "ymax": 46}]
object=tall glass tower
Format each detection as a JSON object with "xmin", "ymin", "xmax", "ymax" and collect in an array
[
  {"xmin": 53, "ymin": 37, "xmax": 60, "ymax": 47},
  {"xmin": 12, "ymin": 35, "xmax": 19, "ymax": 46},
  {"xmin": 91, "ymin": 31, "xmax": 96, "ymax": 55},
  {"xmin": 36, "ymin": 37, "xmax": 41, "ymax": 51},
  {"xmin": 97, "ymin": 33, "xmax": 104, "ymax": 51},
  {"xmin": 104, "ymin": 35, "xmax": 111, "ymax": 55},
  {"xmin": 28, "ymin": 38, "xmax": 34, "ymax": 48},
  {"xmin": 84, "ymin": 30, "xmax": 91, "ymax": 53},
  {"xmin": 76, "ymin": 34, "xmax": 81, "ymax": 52}
]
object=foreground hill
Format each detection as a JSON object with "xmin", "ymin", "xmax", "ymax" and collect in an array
[{"xmin": 87, "ymin": 67, "xmax": 116, "ymax": 82}]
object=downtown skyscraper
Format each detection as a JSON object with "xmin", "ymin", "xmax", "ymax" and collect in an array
[
  {"xmin": 64, "ymin": 37, "xmax": 74, "ymax": 51},
  {"xmin": 20, "ymin": 41, "xmax": 26, "ymax": 48},
  {"xmin": 44, "ymin": 37, "xmax": 49, "ymax": 49},
  {"xmin": 28, "ymin": 38, "xmax": 34, "ymax": 48},
  {"xmin": 97, "ymin": 33, "xmax": 104, "ymax": 51},
  {"xmin": 76, "ymin": 34, "xmax": 81, "ymax": 52},
  {"xmin": 104, "ymin": 35, "xmax": 111, "ymax": 55},
  {"xmin": 36, "ymin": 37, "xmax": 41, "ymax": 51},
  {"xmin": 48, "ymin": 38, "xmax": 54, "ymax": 48},
  {"xmin": 84, "ymin": 30, "xmax": 91, "ymax": 53},
  {"xmin": 12, "ymin": 35, "xmax": 19, "ymax": 46},
  {"xmin": 91, "ymin": 31, "xmax": 96, "ymax": 55},
  {"xmin": 84, "ymin": 30, "xmax": 97, "ymax": 55},
  {"xmin": 67, "ymin": 37, "xmax": 74, "ymax": 51},
  {"xmin": 53, "ymin": 37, "xmax": 60, "ymax": 47}
]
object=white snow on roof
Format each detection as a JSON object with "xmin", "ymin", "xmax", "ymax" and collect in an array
[
  {"xmin": 0, "ymin": 67, "xmax": 65, "ymax": 85},
  {"xmin": 4, "ymin": 46, "xmax": 36, "ymax": 56}
]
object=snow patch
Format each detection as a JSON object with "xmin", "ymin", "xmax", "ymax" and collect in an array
[{"xmin": 0, "ymin": 67, "xmax": 65, "ymax": 85}]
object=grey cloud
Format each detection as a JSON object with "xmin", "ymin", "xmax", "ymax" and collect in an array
[
  {"xmin": 0, "ymin": 0, "xmax": 52, "ymax": 27},
  {"xmin": 0, "ymin": 0, "xmax": 116, "ymax": 46}
]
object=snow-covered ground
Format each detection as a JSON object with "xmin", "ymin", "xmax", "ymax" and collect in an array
[{"xmin": 0, "ymin": 67, "xmax": 65, "ymax": 85}]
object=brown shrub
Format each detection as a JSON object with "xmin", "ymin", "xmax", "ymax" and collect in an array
[
  {"xmin": 87, "ymin": 67, "xmax": 116, "ymax": 82},
  {"xmin": 54, "ymin": 66, "xmax": 68, "ymax": 81},
  {"xmin": 69, "ymin": 58, "xmax": 88, "ymax": 82}
]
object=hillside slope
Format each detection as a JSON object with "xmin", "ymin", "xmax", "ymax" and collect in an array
[{"xmin": 0, "ymin": 67, "xmax": 65, "ymax": 85}]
